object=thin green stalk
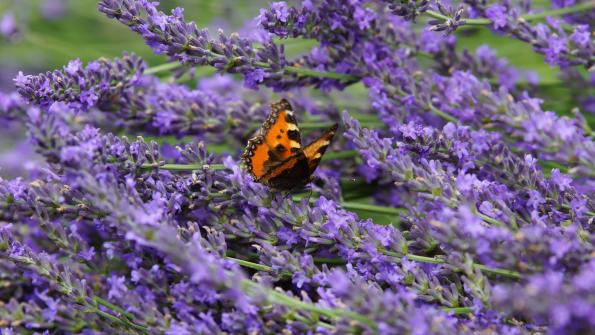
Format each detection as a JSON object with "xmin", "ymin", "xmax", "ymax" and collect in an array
[
  {"xmin": 259, "ymin": 284, "xmax": 377, "ymax": 330},
  {"xmin": 428, "ymin": 103, "xmax": 458, "ymax": 123},
  {"xmin": 140, "ymin": 163, "xmax": 225, "ymax": 171},
  {"xmin": 228, "ymin": 247, "xmax": 519, "ymax": 284},
  {"xmin": 473, "ymin": 263, "xmax": 522, "ymax": 279},
  {"xmin": 244, "ymin": 54, "xmax": 359, "ymax": 81},
  {"xmin": 291, "ymin": 196, "xmax": 406, "ymax": 219},
  {"xmin": 144, "ymin": 62, "xmax": 182, "ymax": 75},
  {"xmin": 151, "ymin": 49, "xmax": 360, "ymax": 82},
  {"xmin": 383, "ymin": 250, "xmax": 521, "ymax": 279},
  {"xmin": 233, "ymin": 257, "xmax": 477, "ymax": 319},
  {"xmin": 522, "ymin": 1, "xmax": 595, "ymax": 21},
  {"xmin": 341, "ymin": 201, "xmax": 405, "ymax": 215},
  {"xmin": 277, "ymin": 63, "xmax": 360, "ymax": 82},
  {"xmin": 93, "ymin": 296, "xmax": 134, "ymax": 320},
  {"xmin": 425, "ymin": 1, "xmax": 595, "ymax": 25},
  {"xmin": 313, "ymin": 257, "xmax": 347, "ymax": 265},
  {"xmin": 477, "ymin": 212, "xmax": 504, "ymax": 227},
  {"xmin": 322, "ymin": 150, "xmax": 359, "ymax": 161},
  {"xmin": 93, "ymin": 308, "xmax": 148, "ymax": 333},
  {"xmin": 443, "ymin": 307, "xmax": 473, "ymax": 314},
  {"xmin": 404, "ymin": 253, "xmax": 444, "ymax": 265},
  {"xmin": 561, "ymin": 204, "xmax": 595, "ymax": 217},
  {"xmin": 425, "ymin": 10, "xmax": 491, "ymax": 25},
  {"xmin": 226, "ymin": 256, "xmax": 274, "ymax": 272},
  {"xmin": 228, "ymin": 253, "xmax": 508, "ymax": 318}
]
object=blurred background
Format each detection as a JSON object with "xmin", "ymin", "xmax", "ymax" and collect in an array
[{"xmin": 0, "ymin": 0, "xmax": 591, "ymax": 179}]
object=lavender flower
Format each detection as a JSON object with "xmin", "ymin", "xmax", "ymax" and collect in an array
[
  {"xmin": 97, "ymin": 0, "xmax": 343, "ymax": 90},
  {"xmin": 15, "ymin": 53, "xmax": 146, "ymax": 111}
]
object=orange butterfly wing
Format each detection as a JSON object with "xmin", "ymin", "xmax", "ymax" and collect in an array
[
  {"xmin": 241, "ymin": 99, "xmax": 302, "ymax": 180},
  {"xmin": 302, "ymin": 124, "xmax": 338, "ymax": 175}
]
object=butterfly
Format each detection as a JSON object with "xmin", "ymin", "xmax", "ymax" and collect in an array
[{"xmin": 241, "ymin": 99, "xmax": 338, "ymax": 190}]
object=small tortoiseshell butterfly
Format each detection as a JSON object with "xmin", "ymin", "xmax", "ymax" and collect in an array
[{"xmin": 241, "ymin": 99, "xmax": 338, "ymax": 190}]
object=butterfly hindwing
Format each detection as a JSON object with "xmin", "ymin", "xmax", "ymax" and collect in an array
[
  {"xmin": 258, "ymin": 151, "xmax": 311, "ymax": 190},
  {"xmin": 242, "ymin": 99, "xmax": 302, "ymax": 180},
  {"xmin": 242, "ymin": 99, "xmax": 338, "ymax": 190}
]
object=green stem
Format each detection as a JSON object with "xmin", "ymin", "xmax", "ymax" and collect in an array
[
  {"xmin": 428, "ymin": 103, "xmax": 458, "ymax": 123},
  {"xmin": 425, "ymin": 1, "xmax": 595, "ymax": 26},
  {"xmin": 313, "ymin": 257, "xmax": 347, "ymax": 265},
  {"xmin": 254, "ymin": 62, "xmax": 360, "ymax": 82},
  {"xmin": 144, "ymin": 62, "xmax": 182, "ymax": 75},
  {"xmin": 258, "ymin": 284, "xmax": 377, "ymax": 330},
  {"xmin": 341, "ymin": 201, "xmax": 405, "ymax": 215},
  {"xmin": 425, "ymin": 10, "xmax": 491, "ymax": 25},
  {"xmin": 322, "ymin": 150, "xmax": 359, "ymax": 161},
  {"xmin": 383, "ymin": 251, "xmax": 521, "ymax": 279},
  {"xmin": 477, "ymin": 212, "xmax": 503, "ymax": 227},
  {"xmin": 233, "ymin": 257, "xmax": 476, "ymax": 319},
  {"xmin": 93, "ymin": 308, "xmax": 148, "ymax": 333},
  {"xmin": 227, "ymin": 256, "xmax": 274, "ymax": 272},
  {"xmin": 145, "ymin": 56, "xmax": 359, "ymax": 82},
  {"xmin": 93, "ymin": 296, "xmax": 134, "ymax": 320},
  {"xmin": 140, "ymin": 163, "xmax": 225, "ymax": 171},
  {"xmin": 404, "ymin": 254, "xmax": 444, "ymax": 265},
  {"xmin": 443, "ymin": 307, "xmax": 473, "ymax": 314},
  {"xmin": 284, "ymin": 65, "xmax": 360, "ymax": 81},
  {"xmin": 473, "ymin": 263, "xmax": 522, "ymax": 279},
  {"xmin": 229, "ymin": 248, "xmax": 519, "ymax": 287},
  {"xmin": 561, "ymin": 204, "xmax": 595, "ymax": 217},
  {"xmin": 522, "ymin": 1, "xmax": 595, "ymax": 21}
]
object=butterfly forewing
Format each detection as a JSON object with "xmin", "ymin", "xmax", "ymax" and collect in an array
[
  {"xmin": 265, "ymin": 99, "xmax": 302, "ymax": 159},
  {"xmin": 241, "ymin": 99, "xmax": 302, "ymax": 180}
]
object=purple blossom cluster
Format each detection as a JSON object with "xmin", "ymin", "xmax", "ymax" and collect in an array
[{"xmin": 1, "ymin": 1, "xmax": 594, "ymax": 334}]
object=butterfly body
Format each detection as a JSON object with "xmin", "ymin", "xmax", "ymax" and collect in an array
[{"xmin": 242, "ymin": 99, "xmax": 338, "ymax": 190}]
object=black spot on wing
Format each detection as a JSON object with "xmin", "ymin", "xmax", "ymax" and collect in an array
[
  {"xmin": 275, "ymin": 144, "xmax": 286, "ymax": 153},
  {"xmin": 287, "ymin": 130, "xmax": 300, "ymax": 141},
  {"xmin": 284, "ymin": 112, "xmax": 297, "ymax": 124},
  {"xmin": 266, "ymin": 149, "xmax": 282, "ymax": 162},
  {"xmin": 276, "ymin": 134, "xmax": 282, "ymax": 139},
  {"xmin": 290, "ymin": 147, "xmax": 300, "ymax": 153}
]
